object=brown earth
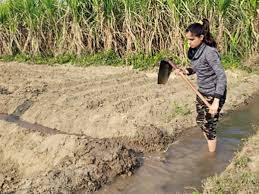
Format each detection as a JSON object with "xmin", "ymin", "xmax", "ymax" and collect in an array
[{"xmin": 0, "ymin": 61, "xmax": 259, "ymax": 193}]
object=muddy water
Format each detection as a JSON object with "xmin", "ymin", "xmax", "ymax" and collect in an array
[{"xmin": 96, "ymin": 96, "xmax": 259, "ymax": 194}]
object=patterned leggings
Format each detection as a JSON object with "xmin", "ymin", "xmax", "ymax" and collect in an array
[{"xmin": 196, "ymin": 92, "xmax": 226, "ymax": 140}]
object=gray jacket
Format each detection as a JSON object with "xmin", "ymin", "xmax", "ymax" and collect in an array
[{"xmin": 187, "ymin": 43, "xmax": 227, "ymax": 99}]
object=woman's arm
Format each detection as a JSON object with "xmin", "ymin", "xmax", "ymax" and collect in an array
[{"xmin": 206, "ymin": 48, "xmax": 227, "ymax": 99}]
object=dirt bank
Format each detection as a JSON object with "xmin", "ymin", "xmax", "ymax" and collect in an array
[
  {"xmin": 0, "ymin": 120, "xmax": 142, "ymax": 193},
  {"xmin": 1, "ymin": 61, "xmax": 259, "ymax": 193}
]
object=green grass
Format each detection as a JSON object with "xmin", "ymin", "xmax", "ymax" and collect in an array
[
  {"xmin": 165, "ymin": 102, "xmax": 191, "ymax": 122},
  {"xmin": 173, "ymin": 102, "xmax": 191, "ymax": 117},
  {"xmin": 1, "ymin": 51, "xmax": 257, "ymax": 74},
  {"xmin": 0, "ymin": 50, "xmax": 183, "ymax": 70}
]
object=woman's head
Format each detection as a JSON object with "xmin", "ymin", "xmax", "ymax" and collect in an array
[{"xmin": 185, "ymin": 19, "xmax": 216, "ymax": 48}]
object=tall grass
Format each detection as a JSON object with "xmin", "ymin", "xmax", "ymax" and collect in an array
[{"xmin": 0, "ymin": 0, "xmax": 258, "ymax": 63}]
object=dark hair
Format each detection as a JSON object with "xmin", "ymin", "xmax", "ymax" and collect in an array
[{"xmin": 186, "ymin": 19, "xmax": 217, "ymax": 48}]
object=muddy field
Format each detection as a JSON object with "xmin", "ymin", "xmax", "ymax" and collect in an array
[{"xmin": 1, "ymin": 61, "xmax": 259, "ymax": 193}]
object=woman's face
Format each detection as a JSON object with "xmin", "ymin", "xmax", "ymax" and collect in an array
[{"xmin": 186, "ymin": 31, "xmax": 204, "ymax": 48}]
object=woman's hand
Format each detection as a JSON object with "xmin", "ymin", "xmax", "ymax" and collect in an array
[{"xmin": 209, "ymin": 98, "xmax": 219, "ymax": 116}]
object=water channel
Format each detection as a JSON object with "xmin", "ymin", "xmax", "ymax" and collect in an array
[{"xmin": 96, "ymin": 95, "xmax": 259, "ymax": 194}]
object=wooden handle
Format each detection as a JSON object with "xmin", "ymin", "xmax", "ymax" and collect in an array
[
  {"xmin": 179, "ymin": 72, "xmax": 212, "ymax": 108},
  {"xmin": 165, "ymin": 60, "xmax": 211, "ymax": 109}
]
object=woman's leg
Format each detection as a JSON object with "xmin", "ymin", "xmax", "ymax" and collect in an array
[
  {"xmin": 205, "ymin": 95, "xmax": 226, "ymax": 152},
  {"xmin": 196, "ymin": 95, "xmax": 223, "ymax": 152},
  {"xmin": 207, "ymin": 138, "xmax": 217, "ymax": 152},
  {"xmin": 204, "ymin": 109, "xmax": 219, "ymax": 152}
]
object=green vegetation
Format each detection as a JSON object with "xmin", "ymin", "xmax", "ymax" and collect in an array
[
  {"xmin": 202, "ymin": 128, "xmax": 259, "ymax": 194},
  {"xmin": 0, "ymin": 0, "xmax": 258, "ymax": 69},
  {"xmin": 0, "ymin": 50, "xmax": 178, "ymax": 69},
  {"xmin": 165, "ymin": 102, "xmax": 191, "ymax": 122},
  {"xmin": 0, "ymin": 51, "xmax": 252, "ymax": 71},
  {"xmin": 172, "ymin": 102, "xmax": 191, "ymax": 117}
]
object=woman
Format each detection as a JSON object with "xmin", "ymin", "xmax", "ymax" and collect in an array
[{"xmin": 178, "ymin": 19, "xmax": 227, "ymax": 152}]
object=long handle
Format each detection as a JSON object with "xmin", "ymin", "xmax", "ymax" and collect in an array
[
  {"xmin": 166, "ymin": 60, "xmax": 212, "ymax": 109},
  {"xmin": 178, "ymin": 72, "xmax": 212, "ymax": 108}
]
